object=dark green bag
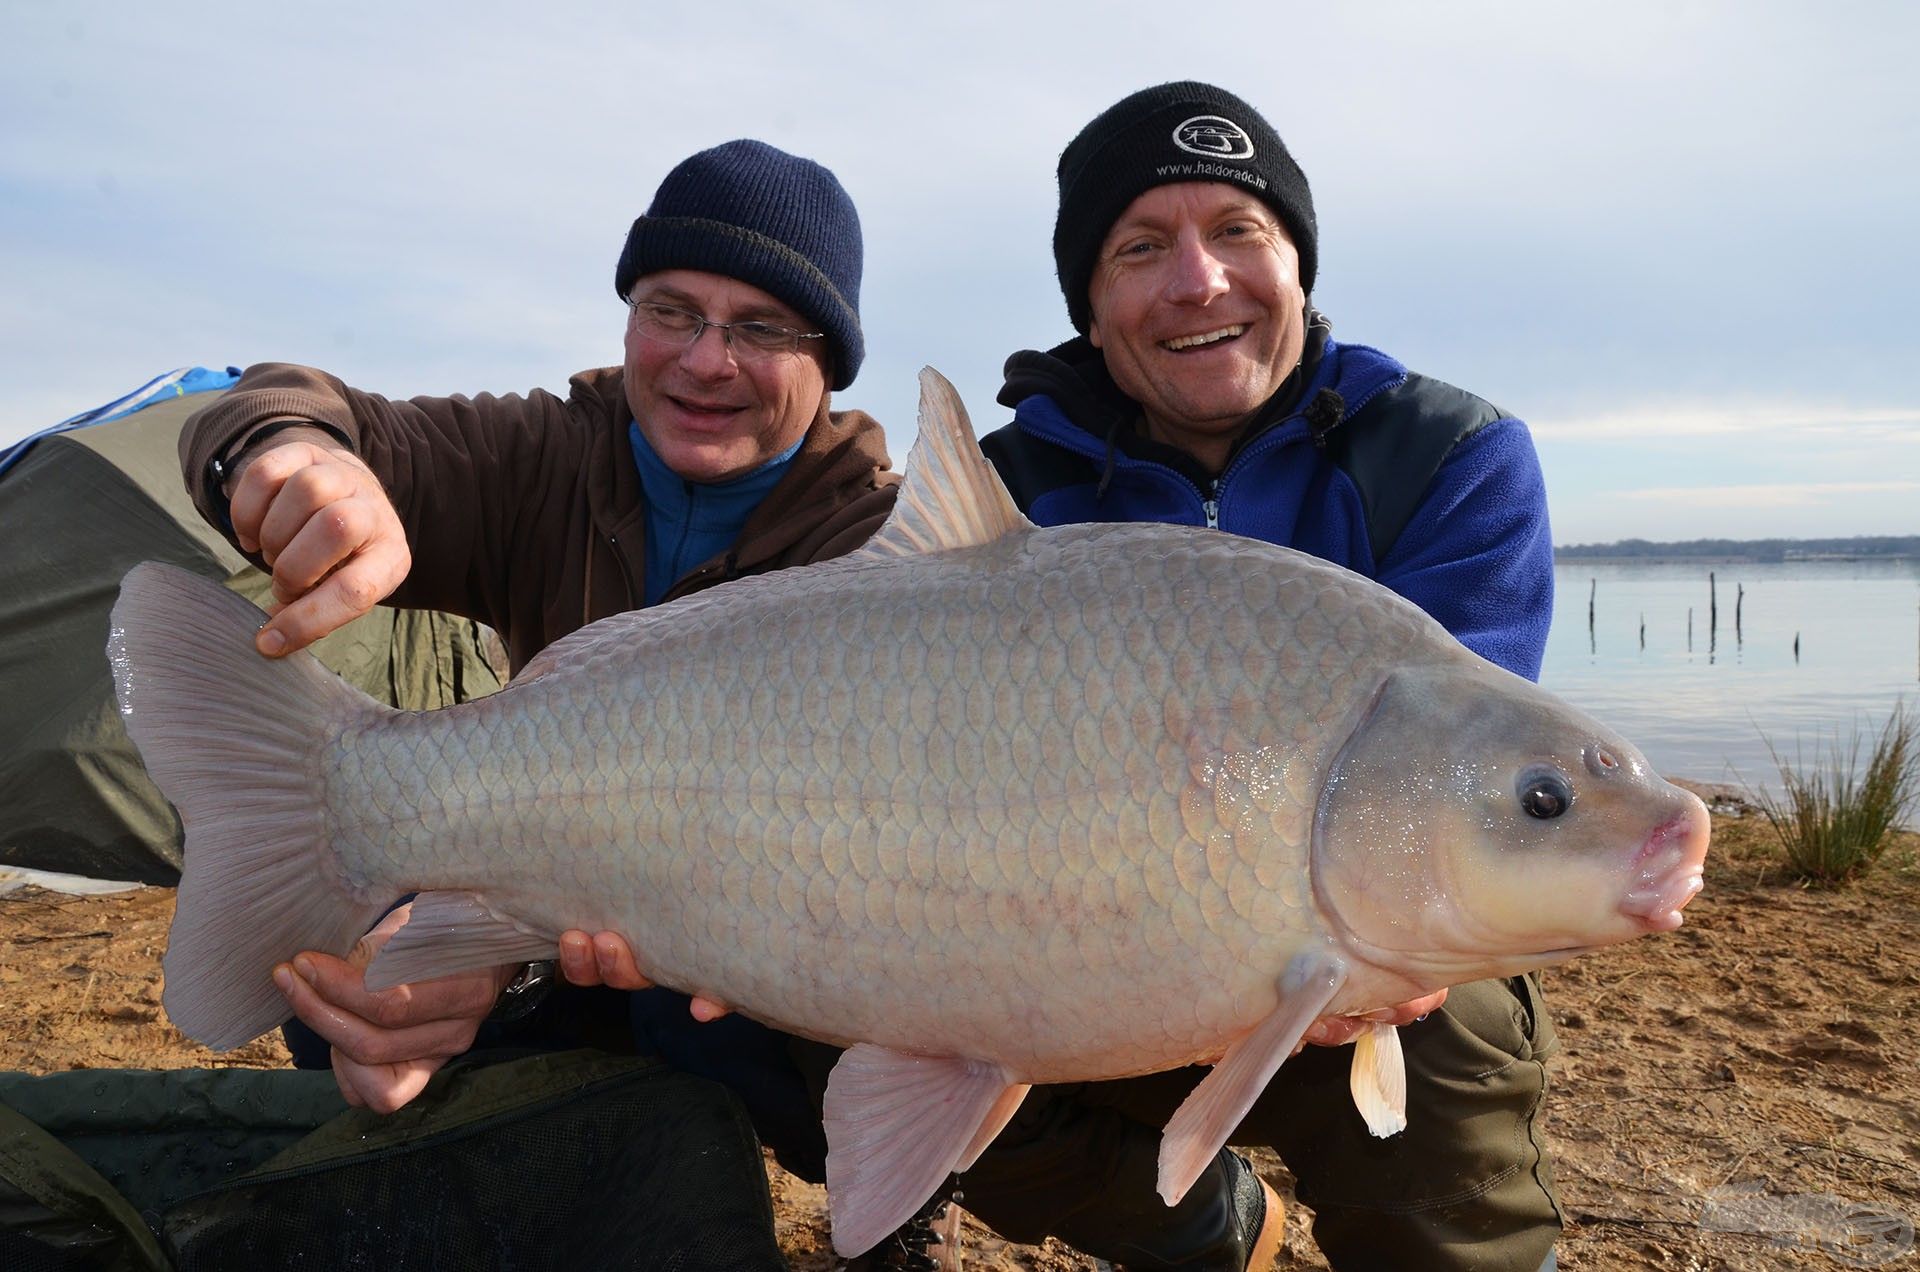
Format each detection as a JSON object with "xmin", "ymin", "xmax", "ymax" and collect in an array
[{"xmin": 0, "ymin": 1050, "xmax": 786, "ymax": 1271}]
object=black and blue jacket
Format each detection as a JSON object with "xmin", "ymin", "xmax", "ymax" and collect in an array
[{"xmin": 981, "ymin": 324, "xmax": 1555, "ymax": 681}]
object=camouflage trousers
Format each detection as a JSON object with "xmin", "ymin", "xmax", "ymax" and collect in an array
[{"xmin": 787, "ymin": 973, "xmax": 1561, "ymax": 1272}]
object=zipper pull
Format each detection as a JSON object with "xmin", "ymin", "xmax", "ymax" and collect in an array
[{"xmin": 1202, "ymin": 493, "xmax": 1220, "ymax": 530}]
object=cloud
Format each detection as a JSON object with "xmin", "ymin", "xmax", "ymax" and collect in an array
[
  {"xmin": 1531, "ymin": 404, "xmax": 1920, "ymax": 443},
  {"xmin": 1613, "ymin": 480, "xmax": 1920, "ymax": 510}
]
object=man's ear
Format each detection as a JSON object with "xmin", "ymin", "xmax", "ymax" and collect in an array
[{"xmin": 1086, "ymin": 314, "xmax": 1104, "ymax": 350}]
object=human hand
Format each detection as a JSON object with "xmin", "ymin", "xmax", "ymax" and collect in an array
[
  {"xmin": 223, "ymin": 428, "xmax": 410, "ymax": 656},
  {"xmin": 556, "ymin": 929, "xmax": 731, "ymax": 1022},
  {"xmin": 1297, "ymin": 988, "xmax": 1449, "ymax": 1051},
  {"xmin": 273, "ymin": 903, "xmax": 516, "ymax": 1113}
]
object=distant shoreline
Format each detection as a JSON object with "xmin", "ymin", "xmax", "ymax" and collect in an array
[
  {"xmin": 1556, "ymin": 552, "xmax": 1919, "ymax": 564},
  {"xmin": 1554, "ymin": 535, "xmax": 1918, "ymax": 565}
]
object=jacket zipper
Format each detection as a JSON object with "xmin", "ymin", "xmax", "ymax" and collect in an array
[
  {"xmin": 1014, "ymin": 345, "xmax": 1410, "ymax": 531},
  {"xmin": 670, "ymin": 478, "xmax": 697, "ymax": 581},
  {"xmin": 1021, "ymin": 404, "xmax": 1311, "ymax": 531},
  {"xmin": 605, "ymin": 532, "xmax": 639, "ymax": 611},
  {"xmin": 1208, "ymin": 422, "xmax": 1306, "ymax": 525},
  {"xmin": 1203, "ymin": 369, "xmax": 1407, "ymax": 524},
  {"xmin": 1089, "ymin": 429, "xmax": 1306, "ymax": 531}
]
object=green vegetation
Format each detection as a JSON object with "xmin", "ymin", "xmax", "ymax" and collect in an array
[
  {"xmin": 1555, "ymin": 535, "xmax": 1919, "ymax": 562},
  {"xmin": 1753, "ymin": 706, "xmax": 1919, "ymax": 886}
]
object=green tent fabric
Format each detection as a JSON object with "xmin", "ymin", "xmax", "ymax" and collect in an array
[{"xmin": 0, "ymin": 389, "xmax": 507, "ymax": 885}]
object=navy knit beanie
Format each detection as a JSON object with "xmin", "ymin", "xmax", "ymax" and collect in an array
[
  {"xmin": 1053, "ymin": 82, "xmax": 1317, "ymax": 335},
  {"xmin": 616, "ymin": 140, "xmax": 865, "ymax": 389}
]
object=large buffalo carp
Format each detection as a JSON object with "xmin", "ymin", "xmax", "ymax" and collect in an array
[{"xmin": 110, "ymin": 367, "xmax": 1709, "ymax": 1256}]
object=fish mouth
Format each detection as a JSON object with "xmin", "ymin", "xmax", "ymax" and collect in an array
[
  {"xmin": 1161, "ymin": 325, "xmax": 1246, "ymax": 352},
  {"xmin": 1621, "ymin": 869, "xmax": 1705, "ymax": 932},
  {"xmin": 1619, "ymin": 804, "xmax": 1710, "ymax": 932}
]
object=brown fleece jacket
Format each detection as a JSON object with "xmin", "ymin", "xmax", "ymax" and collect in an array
[{"xmin": 181, "ymin": 362, "xmax": 899, "ymax": 673}]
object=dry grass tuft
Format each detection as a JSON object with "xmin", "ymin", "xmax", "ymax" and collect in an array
[{"xmin": 1753, "ymin": 704, "xmax": 1918, "ymax": 886}]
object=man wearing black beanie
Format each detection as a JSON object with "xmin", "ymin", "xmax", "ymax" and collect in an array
[{"xmin": 964, "ymin": 82, "xmax": 1561, "ymax": 1271}]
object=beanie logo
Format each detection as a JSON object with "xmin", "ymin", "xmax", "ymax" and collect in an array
[{"xmin": 1172, "ymin": 115, "xmax": 1254, "ymax": 160}]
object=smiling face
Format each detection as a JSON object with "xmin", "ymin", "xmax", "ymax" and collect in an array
[
  {"xmin": 623, "ymin": 268, "xmax": 830, "ymax": 484},
  {"xmin": 1086, "ymin": 182, "xmax": 1308, "ymax": 474}
]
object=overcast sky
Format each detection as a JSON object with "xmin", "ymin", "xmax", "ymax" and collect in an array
[{"xmin": 4, "ymin": 1, "xmax": 1916, "ymax": 545}]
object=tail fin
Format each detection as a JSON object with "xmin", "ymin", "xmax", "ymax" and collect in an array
[{"xmin": 110, "ymin": 562, "xmax": 394, "ymax": 1049}]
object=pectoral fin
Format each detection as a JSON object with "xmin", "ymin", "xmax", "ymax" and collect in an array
[
  {"xmin": 1348, "ymin": 1020, "xmax": 1409, "ymax": 1137},
  {"xmin": 823, "ymin": 1044, "xmax": 1028, "ymax": 1257},
  {"xmin": 1158, "ymin": 950, "xmax": 1346, "ymax": 1205},
  {"xmin": 364, "ymin": 890, "xmax": 556, "ymax": 990}
]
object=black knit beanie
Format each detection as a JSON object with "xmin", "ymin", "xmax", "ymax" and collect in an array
[
  {"xmin": 616, "ymin": 140, "xmax": 865, "ymax": 389},
  {"xmin": 1053, "ymin": 82, "xmax": 1317, "ymax": 335}
]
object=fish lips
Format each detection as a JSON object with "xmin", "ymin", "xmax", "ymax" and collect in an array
[{"xmin": 1618, "ymin": 802, "xmax": 1710, "ymax": 931}]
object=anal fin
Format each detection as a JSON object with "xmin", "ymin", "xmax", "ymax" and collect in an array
[
  {"xmin": 364, "ymin": 890, "xmax": 557, "ymax": 990},
  {"xmin": 1158, "ymin": 950, "xmax": 1346, "ymax": 1204},
  {"xmin": 823, "ymin": 1044, "xmax": 1026, "ymax": 1257}
]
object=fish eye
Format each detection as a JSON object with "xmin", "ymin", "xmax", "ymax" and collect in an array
[{"xmin": 1517, "ymin": 766, "xmax": 1575, "ymax": 820}]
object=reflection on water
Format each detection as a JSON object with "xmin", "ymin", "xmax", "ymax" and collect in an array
[{"xmin": 1539, "ymin": 559, "xmax": 1920, "ymax": 793}]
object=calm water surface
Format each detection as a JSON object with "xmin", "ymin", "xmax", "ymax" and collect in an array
[{"xmin": 1538, "ymin": 559, "xmax": 1920, "ymax": 794}]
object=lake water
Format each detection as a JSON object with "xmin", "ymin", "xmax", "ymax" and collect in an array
[{"xmin": 1539, "ymin": 559, "xmax": 1920, "ymax": 795}]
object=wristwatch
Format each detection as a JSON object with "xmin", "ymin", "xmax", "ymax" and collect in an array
[
  {"xmin": 488, "ymin": 960, "xmax": 558, "ymax": 1023},
  {"xmin": 203, "ymin": 418, "xmax": 354, "ymax": 531}
]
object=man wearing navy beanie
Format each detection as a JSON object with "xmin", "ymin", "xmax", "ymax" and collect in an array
[{"xmin": 177, "ymin": 140, "xmax": 897, "ymax": 1204}]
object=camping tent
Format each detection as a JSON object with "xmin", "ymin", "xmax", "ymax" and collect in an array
[{"xmin": 1, "ymin": 370, "xmax": 506, "ymax": 885}]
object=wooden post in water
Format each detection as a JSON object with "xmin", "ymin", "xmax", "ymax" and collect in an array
[
  {"xmin": 1639, "ymin": 612, "xmax": 1646, "ymax": 651},
  {"xmin": 1688, "ymin": 607, "xmax": 1694, "ymax": 652},
  {"xmin": 1794, "ymin": 632, "xmax": 1801, "ymax": 663},
  {"xmin": 1588, "ymin": 578, "xmax": 1597, "ymax": 655},
  {"xmin": 1736, "ymin": 583, "xmax": 1744, "ymax": 646},
  {"xmin": 1708, "ymin": 571, "xmax": 1718, "ymax": 662}
]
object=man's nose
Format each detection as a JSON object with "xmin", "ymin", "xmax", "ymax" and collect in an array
[
  {"xmin": 679, "ymin": 322, "xmax": 739, "ymax": 377},
  {"xmin": 1164, "ymin": 235, "xmax": 1230, "ymax": 304}
]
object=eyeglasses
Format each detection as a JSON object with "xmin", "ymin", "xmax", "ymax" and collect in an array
[{"xmin": 625, "ymin": 298, "xmax": 825, "ymax": 361}]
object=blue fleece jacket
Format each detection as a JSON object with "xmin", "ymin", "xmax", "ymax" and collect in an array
[{"xmin": 981, "ymin": 334, "xmax": 1555, "ymax": 680}]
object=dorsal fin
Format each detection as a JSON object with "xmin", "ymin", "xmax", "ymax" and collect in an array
[{"xmin": 855, "ymin": 367, "xmax": 1033, "ymax": 559}]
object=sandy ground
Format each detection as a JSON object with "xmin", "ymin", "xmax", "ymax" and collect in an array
[{"xmin": 3, "ymin": 799, "xmax": 1915, "ymax": 1269}]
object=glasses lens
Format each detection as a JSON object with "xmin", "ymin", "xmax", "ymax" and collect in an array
[
  {"xmin": 633, "ymin": 303, "xmax": 700, "ymax": 343},
  {"xmin": 629, "ymin": 303, "xmax": 810, "ymax": 361},
  {"xmin": 731, "ymin": 322, "xmax": 799, "ymax": 355}
]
